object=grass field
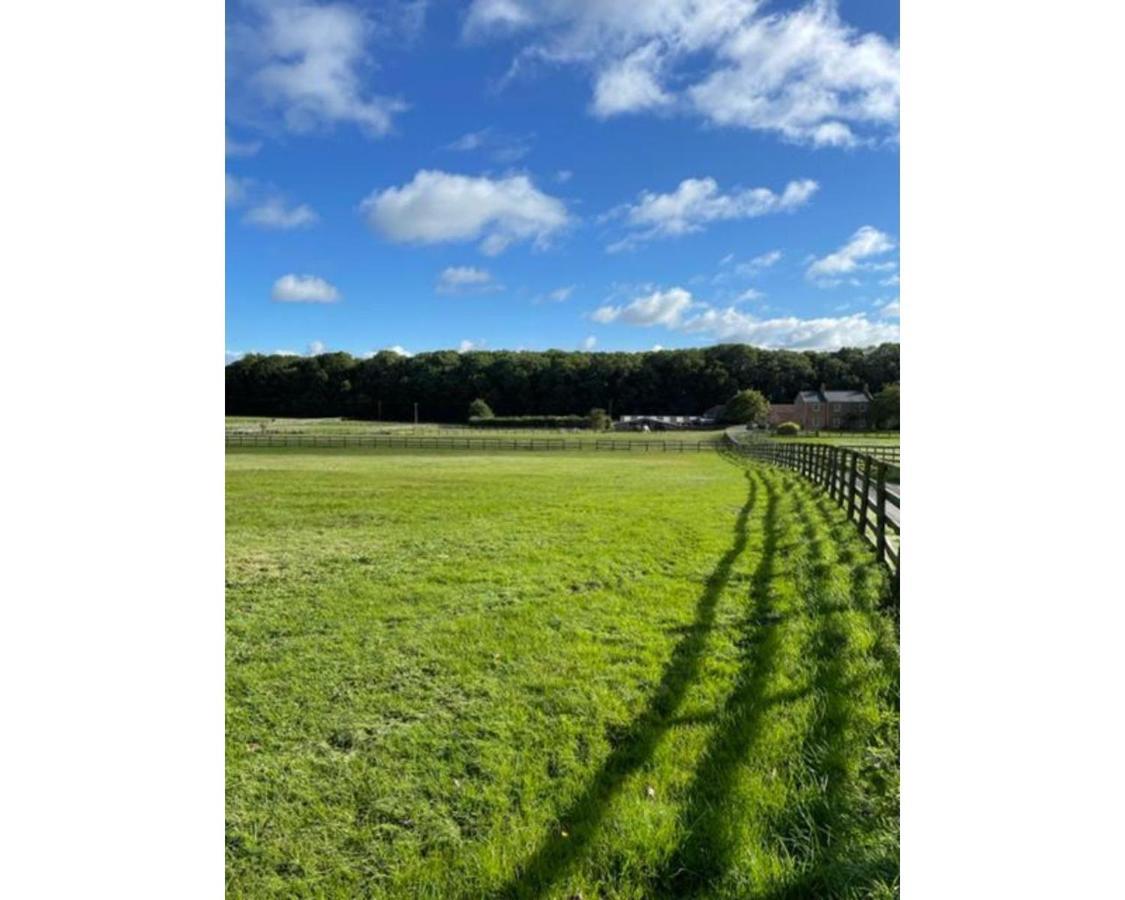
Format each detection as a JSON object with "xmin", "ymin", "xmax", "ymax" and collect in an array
[
  {"xmin": 767, "ymin": 433, "xmax": 900, "ymax": 446},
  {"xmin": 226, "ymin": 448, "xmax": 899, "ymax": 898},
  {"xmin": 225, "ymin": 417, "xmax": 727, "ymax": 444}
]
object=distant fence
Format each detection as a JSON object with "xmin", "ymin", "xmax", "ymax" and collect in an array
[
  {"xmin": 832, "ymin": 444, "xmax": 900, "ymax": 465},
  {"xmin": 225, "ymin": 432, "xmax": 722, "ymax": 453},
  {"xmin": 726, "ymin": 436, "xmax": 900, "ymax": 587}
]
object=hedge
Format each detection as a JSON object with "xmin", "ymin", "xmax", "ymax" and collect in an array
[{"xmin": 468, "ymin": 415, "xmax": 592, "ymax": 429}]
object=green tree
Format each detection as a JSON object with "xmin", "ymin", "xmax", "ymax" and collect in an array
[
  {"xmin": 587, "ymin": 407, "xmax": 611, "ymax": 431},
  {"xmin": 722, "ymin": 389, "xmax": 770, "ymax": 425},
  {"xmin": 468, "ymin": 398, "xmax": 494, "ymax": 420},
  {"xmin": 870, "ymin": 384, "xmax": 900, "ymax": 429}
]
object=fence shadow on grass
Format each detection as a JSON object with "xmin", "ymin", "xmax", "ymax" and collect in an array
[
  {"xmin": 495, "ymin": 472, "xmax": 765, "ymax": 900},
  {"xmin": 646, "ymin": 475, "xmax": 787, "ymax": 898}
]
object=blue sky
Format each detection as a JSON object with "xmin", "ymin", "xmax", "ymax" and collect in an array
[{"xmin": 226, "ymin": 0, "xmax": 899, "ymax": 361}]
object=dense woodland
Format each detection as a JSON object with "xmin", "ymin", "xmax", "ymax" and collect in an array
[{"xmin": 225, "ymin": 343, "xmax": 900, "ymax": 422}]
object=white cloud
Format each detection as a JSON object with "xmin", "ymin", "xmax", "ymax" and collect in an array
[
  {"xmin": 243, "ymin": 198, "xmax": 319, "ymax": 229},
  {"xmin": 688, "ymin": 3, "xmax": 899, "ymax": 145},
  {"xmin": 437, "ymin": 265, "xmax": 498, "ymax": 293},
  {"xmin": 881, "ymin": 272, "xmax": 900, "ymax": 286},
  {"xmin": 590, "ymin": 283, "xmax": 898, "ymax": 349},
  {"xmin": 464, "ymin": 1, "xmax": 898, "ymax": 146},
  {"xmin": 366, "ymin": 344, "xmax": 412, "ymax": 357},
  {"xmin": 734, "ymin": 288, "xmax": 764, "ymax": 302},
  {"xmin": 226, "ymin": 173, "xmax": 251, "ymax": 206},
  {"xmin": 530, "ymin": 284, "xmax": 575, "ymax": 304},
  {"xmin": 271, "ymin": 274, "xmax": 340, "ymax": 303},
  {"xmin": 591, "ymin": 287, "xmax": 694, "ymax": 326},
  {"xmin": 307, "ymin": 340, "xmax": 327, "ymax": 355},
  {"xmin": 582, "ymin": 335, "xmax": 597, "ymax": 350},
  {"xmin": 807, "ymin": 226, "xmax": 896, "ymax": 283},
  {"xmin": 445, "ymin": 127, "xmax": 533, "ymax": 162},
  {"xmin": 681, "ymin": 306, "xmax": 900, "ymax": 349},
  {"xmin": 362, "ymin": 170, "xmax": 569, "ymax": 255},
  {"xmin": 651, "ymin": 344, "xmax": 664, "ymax": 351},
  {"xmin": 225, "ymin": 350, "xmax": 245, "ymax": 365},
  {"xmin": 744, "ymin": 249, "xmax": 782, "ymax": 271},
  {"xmin": 225, "ymin": 135, "xmax": 262, "ymax": 157},
  {"xmin": 608, "ymin": 177, "xmax": 816, "ymax": 251},
  {"xmin": 226, "ymin": 174, "xmax": 318, "ymax": 230},
  {"xmin": 877, "ymin": 297, "xmax": 899, "ymax": 319},
  {"xmin": 458, "ymin": 339, "xmax": 485, "ymax": 352},
  {"xmin": 592, "ymin": 42, "xmax": 672, "ymax": 117},
  {"xmin": 235, "ymin": 1, "xmax": 406, "ymax": 137},
  {"xmin": 555, "ymin": 169, "xmax": 573, "ymax": 183}
]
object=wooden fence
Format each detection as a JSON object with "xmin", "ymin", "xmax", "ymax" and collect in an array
[
  {"xmin": 225, "ymin": 432, "xmax": 721, "ymax": 453},
  {"xmin": 726, "ymin": 435, "xmax": 900, "ymax": 587}
]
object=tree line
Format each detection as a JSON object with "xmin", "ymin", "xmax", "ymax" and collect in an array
[{"xmin": 225, "ymin": 343, "xmax": 900, "ymax": 423}]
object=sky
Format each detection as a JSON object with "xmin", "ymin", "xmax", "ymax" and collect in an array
[{"xmin": 225, "ymin": 0, "xmax": 899, "ymax": 362}]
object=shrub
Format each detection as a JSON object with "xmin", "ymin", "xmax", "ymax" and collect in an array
[
  {"xmin": 468, "ymin": 398, "xmax": 494, "ymax": 420},
  {"xmin": 588, "ymin": 408, "xmax": 612, "ymax": 432},
  {"xmin": 468, "ymin": 415, "xmax": 590, "ymax": 429},
  {"xmin": 776, "ymin": 421, "xmax": 801, "ymax": 436},
  {"xmin": 722, "ymin": 389, "xmax": 770, "ymax": 425}
]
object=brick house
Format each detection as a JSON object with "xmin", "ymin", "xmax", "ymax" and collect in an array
[
  {"xmin": 767, "ymin": 404, "xmax": 797, "ymax": 426},
  {"xmin": 792, "ymin": 387, "xmax": 872, "ymax": 431}
]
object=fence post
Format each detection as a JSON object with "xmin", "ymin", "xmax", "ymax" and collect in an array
[
  {"xmin": 876, "ymin": 463, "xmax": 888, "ymax": 564},
  {"xmin": 858, "ymin": 455, "xmax": 873, "ymax": 538}
]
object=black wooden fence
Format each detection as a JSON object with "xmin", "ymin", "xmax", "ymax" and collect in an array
[
  {"xmin": 726, "ymin": 435, "xmax": 900, "ymax": 587},
  {"xmin": 225, "ymin": 432, "xmax": 721, "ymax": 453}
]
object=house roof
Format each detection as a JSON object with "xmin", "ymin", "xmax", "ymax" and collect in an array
[
  {"xmin": 823, "ymin": 390, "xmax": 869, "ymax": 403},
  {"xmin": 797, "ymin": 389, "xmax": 870, "ymax": 403}
]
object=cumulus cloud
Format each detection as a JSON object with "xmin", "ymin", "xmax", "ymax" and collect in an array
[
  {"xmin": 232, "ymin": 0, "xmax": 406, "ymax": 137},
  {"xmin": 226, "ymin": 350, "xmax": 246, "ymax": 365},
  {"xmin": 608, "ymin": 177, "xmax": 816, "ymax": 251},
  {"xmin": 366, "ymin": 344, "xmax": 412, "ymax": 357},
  {"xmin": 362, "ymin": 170, "xmax": 569, "ymax": 255},
  {"xmin": 807, "ymin": 225, "xmax": 896, "ymax": 283},
  {"xmin": 591, "ymin": 287, "xmax": 694, "ymax": 326},
  {"xmin": 582, "ymin": 335, "xmax": 598, "ymax": 350},
  {"xmin": 591, "ymin": 283, "xmax": 897, "ymax": 349},
  {"xmin": 271, "ymin": 274, "xmax": 340, "ymax": 303},
  {"xmin": 680, "ymin": 306, "xmax": 900, "ymax": 349},
  {"xmin": 592, "ymin": 42, "xmax": 672, "ymax": 117},
  {"xmin": 243, "ymin": 198, "xmax": 319, "ymax": 229},
  {"xmin": 458, "ymin": 339, "xmax": 485, "ymax": 352},
  {"xmin": 307, "ymin": 340, "xmax": 327, "ymax": 355},
  {"xmin": 464, "ymin": 0, "xmax": 898, "ymax": 146},
  {"xmin": 437, "ymin": 265, "xmax": 498, "ymax": 293}
]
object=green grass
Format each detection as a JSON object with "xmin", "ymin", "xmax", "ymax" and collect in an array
[
  {"xmin": 225, "ymin": 417, "xmax": 727, "ymax": 443},
  {"xmin": 227, "ymin": 448, "xmax": 899, "ymax": 898},
  {"xmin": 767, "ymin": 433, "xmax": 899, "ymax": 446}
]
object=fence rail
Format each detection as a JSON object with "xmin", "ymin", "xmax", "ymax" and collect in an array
[
  {"xmin": 225, "ymin": 432, "xmax": 722, "ymax": 453},
  {"xmin": 726, "ymin": 435, "xmax": 900, "ymax": 588}
]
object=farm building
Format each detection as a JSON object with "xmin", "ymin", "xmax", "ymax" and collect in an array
[
  {"xmin": 615, "ymin": 413, "xmax": 718, "ymax": 431},
  {"xmin": 768, "ymin": 404, "xmax": 797, "ymax": 426},
  {"xmin": 792, "ymin": 387, "xmax": 872, "ymax": 430}
]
